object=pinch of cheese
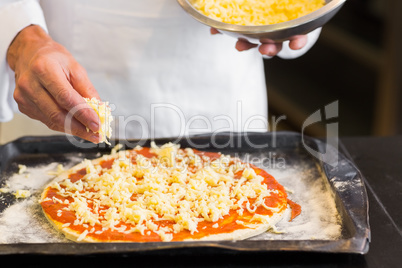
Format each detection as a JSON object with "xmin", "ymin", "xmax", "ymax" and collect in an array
[
  {"xmin": 84, "ymin": 97, "xmax": 113, "ymax": 145},
  {"xmin": 53, "ymin": 145, "xmax": 278, "ymax": 241}
]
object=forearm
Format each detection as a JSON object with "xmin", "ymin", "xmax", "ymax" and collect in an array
[{"xmin": 0, "ymin": 0, "xmax": 48, "ymax": 122}]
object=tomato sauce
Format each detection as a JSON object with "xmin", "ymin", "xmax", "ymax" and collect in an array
[{"xmin": 286, "ymin": 198, "xmax": 302, "ymax": 221}]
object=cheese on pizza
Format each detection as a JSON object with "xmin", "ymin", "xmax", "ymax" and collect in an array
[{"xmin": 40, "ymin": 143, "xmax": 299, "ymax": 242}]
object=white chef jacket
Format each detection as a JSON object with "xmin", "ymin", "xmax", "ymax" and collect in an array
[{"xmin": 0, "ymin": 0, "xmax": 321, "ymax": 139}]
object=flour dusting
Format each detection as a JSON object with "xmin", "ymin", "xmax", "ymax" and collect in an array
[
  {"xmin": 0, "ymin": 158, "xmax": 82, "ymax": 244},
  {"xmin": 242, "ymin": 152, "xmax": 342, "ymax": 241}
]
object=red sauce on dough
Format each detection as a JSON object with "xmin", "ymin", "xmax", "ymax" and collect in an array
[
  {"xmin": 100, "ymin": 158, "xmax": 115, "ymax": 169},
  {"xmin": 68, "ymin": 168, "xmax": 87, "ymax": 183},
  {"xmin": 41, "ymin": 147, "xmax": 300, "ymax": 242},
  {"xmin": 193, "ymin": 150, "xmax": 222, "ymax": 161},
  {"xmin": 286, "ymin": 198, "xmax": 302, "ymax": 221}
]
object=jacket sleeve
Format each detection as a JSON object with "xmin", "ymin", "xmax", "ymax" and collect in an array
[{"xmin": 0, "ymin": 0, "xmax": 48, "ymax": 122}]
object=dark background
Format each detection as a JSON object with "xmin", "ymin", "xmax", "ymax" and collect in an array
[{"xmin": 266, "ymin": 0, "xmax": 401, "ymax": 137}]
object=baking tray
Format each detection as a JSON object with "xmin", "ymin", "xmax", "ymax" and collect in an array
[{"xmin": 0, "ymin": 132, "xmax": 370, "ymax": 255}]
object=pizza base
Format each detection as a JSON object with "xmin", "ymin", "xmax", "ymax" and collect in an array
[
  {"xmin": 42, "ymin": 203, "xmax": 287, "ymax": 243},
  {"xmin": 41, "ymin": 151, "xmax": 289, "ymax": 243}
]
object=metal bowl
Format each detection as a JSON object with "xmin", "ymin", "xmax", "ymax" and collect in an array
[{"xmin": 177, "ymin": 0, "xmax": 346, "ymax": 42}]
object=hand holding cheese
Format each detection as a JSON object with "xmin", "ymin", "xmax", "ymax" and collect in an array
[
  {"xmin": 84, "ymin": 98, "xmax": 113, "ymax": 145},
  {"xmin": 6, "ymin": 25, "xmax": 102, "ymax": 143}
]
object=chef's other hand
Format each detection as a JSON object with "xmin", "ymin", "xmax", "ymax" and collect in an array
[
  {"xmin": 210, "ymin": 28, "xmax": 308, "ymax": 56},
  {"xmin": 7, "ymin": 25, "xmax": 102, "ymax": 143}
]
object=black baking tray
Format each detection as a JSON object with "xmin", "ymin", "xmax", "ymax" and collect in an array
[{"xmin": 0, "ymin": 132, "xmax": 370, "ymax": 255}]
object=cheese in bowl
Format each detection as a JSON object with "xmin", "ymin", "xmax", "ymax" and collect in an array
[{"xmin": 189, "ymin": 0, "xmax": 326, "ymax": 26}]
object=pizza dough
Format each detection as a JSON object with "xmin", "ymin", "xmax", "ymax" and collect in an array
[{"xmin": 40, "ymin": 143, "xmax": 294, "ymax": 242}]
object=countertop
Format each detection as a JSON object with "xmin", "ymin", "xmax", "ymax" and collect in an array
[{"xmin": 2, "ymin": 135, "xmax": 402, "ymax": 267}]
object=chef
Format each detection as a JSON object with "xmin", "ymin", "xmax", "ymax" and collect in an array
[{"xmin": 0, "ymin": 0, "xmax": 321, "ymax": 143}]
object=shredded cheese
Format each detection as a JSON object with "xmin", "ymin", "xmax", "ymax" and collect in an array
[
  {"xmin": 0, "ymin": 188, "xmax": 10, "ymax": 193},
  {"xmin": 45, "ymin": 143, "xmax": 286, "ymax": 241},
  {"xmin": 190, "ymin": 0, "xmax": 325, "ymax": 25},
  {"xmin": 48, "ymin": 164, "xmax": 65, "ymax": 176},
  {"xmin": 84, "ymin": 97, "xmax": 113, "ymax": 145},
  {"xmin": 14, "ymin": 189, "xmax": 31, "ymax": 198},
  {"xmin": 77, "ymin": 229, "xmax": 89, "ymax": 241},
  {"xmin": 111, "ymin": 144, "xmax": 124, "ymax": 155},
  {"xmin": 18, "ymin": 164, "xmax": 27, "ymax": 174}
]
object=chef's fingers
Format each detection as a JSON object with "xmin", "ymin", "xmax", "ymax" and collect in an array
[
  {"xmin": 235, "ymin": 39, "xmax": 258, "ymax": 51},
  {"xmin": 69, "ymin": 62, "xmax": 100, "ymax": 100},
  {"xmin": 258, "ymin": 43, "xmax": 283, "ymax": 56},
  {"xmin": 210, "ymin": 28, "xmax": 221, "ymax": 35},
  {"xmin": 33, "ymin": 58, "xmax": 100, "ymax": 133},
  {"xmin": 15, "ymin": 84, "xmax": 102, "ymax": 143},
  {"xmin": 289, "ymin": 35, "xmax": 308, "ymax": 50}
]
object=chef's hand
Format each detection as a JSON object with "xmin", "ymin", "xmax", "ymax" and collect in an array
[
  {"xmin": 210, "ymin": 28, "xmax": 308, "ymax": 56},
  {"xmin": 7, "ymin": 25, "xmax": 102, "ymax": 143}
]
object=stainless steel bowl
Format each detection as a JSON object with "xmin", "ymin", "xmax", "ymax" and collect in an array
[{"xmin": 177, "ymin": 0, "xmax": 346, "ymax": 42}]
